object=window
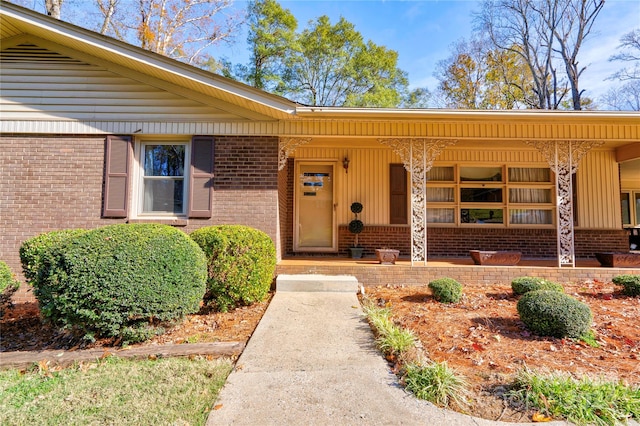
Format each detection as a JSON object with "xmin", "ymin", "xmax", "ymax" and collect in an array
[
  {"xmin": 102, "ymin": 135, "xmax": 214, "ymax": 219},
  {"xmin": 621, "ymin": 191, "xmax": 640, "ymax": 227},
  {"xmin": 140, "ymin": 143, "xmax": 187, "ymax": 215},
  {"xmin": 425, "ymin": 164, "xmax": 554, "ymax": 226}
]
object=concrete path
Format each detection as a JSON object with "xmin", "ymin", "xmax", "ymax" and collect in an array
[{"xmin": 206, "ymin": 275, "xmax": 567, "ymax": 426}]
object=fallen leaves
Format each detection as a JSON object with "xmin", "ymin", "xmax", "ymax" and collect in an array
[{"xmin": 532, "ymin": 412, "xmax": 553, "ymax": 422}]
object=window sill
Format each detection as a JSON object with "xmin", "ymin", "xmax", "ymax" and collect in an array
[{"xmin": 128, "ymin": 218, "xmax": 188, "ymax": 227}]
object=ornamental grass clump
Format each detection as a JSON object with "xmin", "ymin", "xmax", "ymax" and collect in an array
[
  {"xmin": 428, "ymin": 278, "xmax": 463, "ymax": 303},
  {"xmin": 511, "ymin": 276, "xmax": 564, "ymax": 296},
  {"xmin": 517, "ymin": 290, "xmax": 592, "ymax": 339},
  {"xmin": 190, "ymin": 225, "xmax": 276, "ymax": 312},
  {"xmin": 612, "ymin": 274, "xmax": 640, "ymax": 297},
  {"xmin": 33, "ymin": 224, "xmax": 207, "ymax": 343},
  {"xmin": 403, "ymin": 361, "xmax": 469, "ymax": 409}
]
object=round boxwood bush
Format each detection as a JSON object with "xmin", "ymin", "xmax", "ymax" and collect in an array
[
  {"xmin": 511, "ymin": 276, "xmax": 564, "ymax": 296},
  {"xmin": 517, "ymin": 290, "xmax": 592, "ymax": 338},
  {"xmin": 0, "ymin": 261, "xmax": 20, "ymax": 318},
  {"xmin": 190, "ymin": 225, "xmax": 276, "ymax": 312},
  {"xmin": 612, "ymin": 274, "xmax": 640, "ymax": 297},
  {"xmin": 20, "ymin": 229, "xmax": 87, "ymax": 285},
  {"xmin": 35, "ymin": 224, "xmax": 207, "ymax": 343},
  {"xmin": 429, "ymin": 278, "xmax": 463, "ymax": 304}
]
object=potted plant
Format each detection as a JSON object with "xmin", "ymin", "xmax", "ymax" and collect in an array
[{"xmin": 348, "ymin": 202, "xmax": 364, "ymax": 259}]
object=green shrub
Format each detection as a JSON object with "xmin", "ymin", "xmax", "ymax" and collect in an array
[
  {"xmin": 190, "ymin": 225, "xmax": 276, "ymax": 312},
  {"xmin": 612, "ymin": 274, "xmax": 640, "ymax": 297},
  {"xmin": 517, "ymin": 290, "xmax": 592, "ymax": 339},
  {"xmin": 35, "ymin": 224, "xmax": 206, "ymax": 343},
  {"xmin": 428, "ymin": 278, "xmax": 463, "ymax": 303},
  {"xmin": 511, "ymin": 276, "xmax": 564, "ymax": 295},
  {"xmin": 403, "ymin": 361, "xmax": 469, "ymax": 409},
  {"xmin": 20, "ymin": 229, "xmax": 87, "ymax": 285},
  {"xmin": 0, "ymin": 261, "xmax": 20, "ymax": 318}
]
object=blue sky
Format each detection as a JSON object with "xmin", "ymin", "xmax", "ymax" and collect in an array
[{"xmin": 214, "ymin": 0, "xmax": 640, "ymax": 101}]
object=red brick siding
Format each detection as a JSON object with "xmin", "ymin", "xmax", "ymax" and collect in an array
[{"xmin": 1, "ymin": 135, "xmax": 280, "ymax": 302}]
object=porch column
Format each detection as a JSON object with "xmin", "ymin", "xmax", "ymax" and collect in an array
[
  {"xmin": 278, "ymin": 137, "xmax": 312, "ymax": 170},
  {"xmin": 379, "ymin": 138, "xmax": 456, "ymax": 265},
  {"xmin": 525, "ymin": 140, "xmax": 604, "ymax": 267}
]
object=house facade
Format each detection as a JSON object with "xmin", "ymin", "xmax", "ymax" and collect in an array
[{"xmin": 1, "ymin": 2, "xmax": 639, "ymax": 283}]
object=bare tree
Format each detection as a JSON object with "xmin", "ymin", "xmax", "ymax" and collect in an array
[
  {"xmin": 601, "ymin": 80, "xmax": 640, "ymax": 111},
  {"xmin": 45, "ymin": 0, "xmax": 63, "ymax": 19},
  {"xmin": 609, "ymin": 29, "xmax": 640, "ymax": 81},
  {"xmin": 478, "ymin": 0, "xmax": 603, "ymax": 110}
]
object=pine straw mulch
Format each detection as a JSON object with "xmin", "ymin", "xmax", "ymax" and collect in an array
[{"xmin": 365, "ymin": 279, "xmax": 640, "ymax": 423}]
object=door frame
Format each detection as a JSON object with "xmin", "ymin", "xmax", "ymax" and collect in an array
[{"xmin": 293, "ymin": 160, "xmax": 338, "ymax": 252}]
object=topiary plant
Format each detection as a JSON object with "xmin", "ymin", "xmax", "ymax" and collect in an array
[
  {"xmin": 19, "ymin": 229, "xmax": 87, "ymax": 285},
  {"xmin": 511, "ymin": 276, "xmax": 564, "ymax": 296},
  {"xmin": 34, "ymin": 224, "xmax": 207, "ymax": 343},
  {"xmin": 0, "ymin": 261, "xmax": 20, "ymax": 318},
  {"xmin": 612, "ymin": 274, "xmax": 640, "ymax": 297},
  {"xmin": 349, "ymin": 202, "xmax": 364, "ymax": 247},
  {"xmin": 428, "ymin": 278, "xmax": 463, "ymax": 303},
  {"xmin": 517, "ymin": 290, "xmax": 592, "ymax": 339},
  {"xmin": 190, "ymin": 225, "xmax": 276, "ymax": 312}
]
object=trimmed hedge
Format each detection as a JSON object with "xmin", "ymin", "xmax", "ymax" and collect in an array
[
  {"xmin": 612, "ymin": 274, "xmax": 640, "ymax": 297},
  {"xmin": 190, "ymin": 225, "xmax": 276, "ymax": 312},
  {"xmin": 35, "ymin": 224, "xmax": 207, "ymax": 343},
  {"xmin": 428, "ymin": 278, "xmax": 463, "ymax": 304},
  {"xmin": 517, "ymin": 290, "xmax": 592, "ymax": 338},
  {"xmin": 0, "ymin": 261, "xmax": 20, "ymax": 318},
  {"xmin": 20, "ymin": 229, "xmax": 87, "ymax": 285},
  {"xmin": 511, "ymin": 276, "xmax": 564, "ymax": 296}
]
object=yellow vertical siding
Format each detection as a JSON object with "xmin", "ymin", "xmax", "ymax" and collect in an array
[{"xmin": 576, "ymin": 150, "xmax": 621, "ymax": 229}]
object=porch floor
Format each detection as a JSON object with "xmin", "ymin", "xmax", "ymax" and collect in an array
[{"xmin": 276, "ymin": 256, "xmax": 638, "ymax": 287}]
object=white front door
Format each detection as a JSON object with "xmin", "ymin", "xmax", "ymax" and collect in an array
[{"xmin": 294, "ymin": 162, "xmax": 337, "ymax": 251}]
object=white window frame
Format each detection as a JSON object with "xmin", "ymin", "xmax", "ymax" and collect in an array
[{"xmin": 132, "ymin": 138, "xmax": 191, "ymax": 219}]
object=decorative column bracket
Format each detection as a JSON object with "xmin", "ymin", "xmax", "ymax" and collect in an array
[
  {"xmin": 278, "ymin": 137, "xmax": 312, "ymax": 170},
  {"xmin": 525, "ymin": 140, "xmax": 604, "ymax": 268},
  {"xmin": 379, "ymin": 138, "xmax": 457, "ymax": 265}
]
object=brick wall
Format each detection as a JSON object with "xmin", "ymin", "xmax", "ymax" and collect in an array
[{"xmin": 1, "ymin": 135, "xmax": 280, "ymax": 302}]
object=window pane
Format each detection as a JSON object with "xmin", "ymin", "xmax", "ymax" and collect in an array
[
  {"xmin": 635, "ymin": 193, "xmax": 640, "ymax": 224},
  {"xmin": 509, "ymin": 188, "xmax": 552, "ymax": 203},
  {"xmin": 621, "ymin": 193, "xmax": 631, "ymax": 225},
  {"xmin": 143, "ymin": 179, "xmax": 184, "ymax": 213},
  {"xmin": 460, "ymin": 167, "xmax": 502, "ymax": 182},
  {"xmin": 461, "ymin": 209, "xmax": 503, "ymax": 224},
  {"xmin": 427, "ymin": 208, "xmax": 455, "ymax": 223},
  {"xmin": 427, "ymin": 187, "xmax": 454, "ymax": 202},
  {"xmin": 144, "ymin": 145, "xmax": 185, "ymax": 177},
  {"xmin": 510, "ymin": 209, "xmax": 553, "ymax": 225},
  {"xmin": 426, "ymin": 167, "xmax": 454, "ymax": 181},
  {"xmin": 509, "ymin": 167, "xmax": 551, "ymax": 182},
  {"xmin": 461, "ymin": 188, "xmax": 503, "ymax": 202}
]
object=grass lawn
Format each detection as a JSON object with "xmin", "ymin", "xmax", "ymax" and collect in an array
[{"xmin": 0, "ymin": 356, "xmax": 233, "ymax": 426}]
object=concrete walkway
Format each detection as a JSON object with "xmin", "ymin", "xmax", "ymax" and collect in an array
[{"xmin": 206, "ymin": 275, "xmax": 567, "ymax": 426}]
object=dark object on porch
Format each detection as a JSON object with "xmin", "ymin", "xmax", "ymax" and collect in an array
[
  {"xmin": 349, "ymin": 202, "xmax": 364, "ymax": 258},
  {"xmin": 470, "ymin": 250, "xmax": 521, "ymax": 266},
  {"xmin": 628, "ymin": 228, "xmax": 640, "ymax": 250},
  {"xmin": 375, "ymin": 248, "xmax": 399, "ymax": 265},
  {"xmin": 595, "ymin": 252, "xmax": 640, "ymax": 268},
  {"xmin": 349, "ymin": 247, "xmax": 364, "ymax": 259}
]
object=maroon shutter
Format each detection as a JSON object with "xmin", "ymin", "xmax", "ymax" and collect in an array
[
  {"xmin": 390, "ymin": 163, "xmax": 408, "ymax": 224},
  {"xmin": 188, "ymin": 136, "xmax": 215, "ymax": 218},
  {"xmin": 103, "ymin": 135, "xmax": 132, "ymax": 218}
]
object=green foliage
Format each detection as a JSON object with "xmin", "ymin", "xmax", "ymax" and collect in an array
[
  {"xmin": 612, "ymin": 274, "xmax": 640, "ymax": 297},
  {"xmin": 0, "ymin": 261, "xmax": 20, "ymax": 318},
  {"xmin": 34, "ymin": 224, "xmax": 206, "ymax": 343},
  {"xmin": 511, "ymin": 276, "xmax": 564, "ymax": 296},
  {"xmin": 517, "ymin": 290, "xmax": 592, "ymax": 339},
  {"xmin": 190, "ymin": 225, "xmax": 276, "ymax": 312},
  {"xmin": 403, "ymin": 361, "xmax": 469, "ymax": 409},
  {"xmin": 361, "ymin": 298, "xmax": 416, "ymax": 357},
  {"xmin": 509, "ymin": 369, "xmax": 640, "ymax": 426},
  {"xmin": 348, "ymin": 219, "xmax": 364, "ymax": 234},
  {"xmin": 428, "ymin": 278, "xmax": 463, "ymax": 303},
  {"xmin": 19, "ymin": 229, "xmax": 87, "ymax": 285}
]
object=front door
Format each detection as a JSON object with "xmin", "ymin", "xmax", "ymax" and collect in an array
[{"xmin": 294, "ymin": 162, "xmax": 336, "ymax": 251}]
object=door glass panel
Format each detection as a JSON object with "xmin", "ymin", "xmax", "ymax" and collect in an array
[{"xmin": 297, "ymin": 164, "xmax": 334, "ymax": 248}]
